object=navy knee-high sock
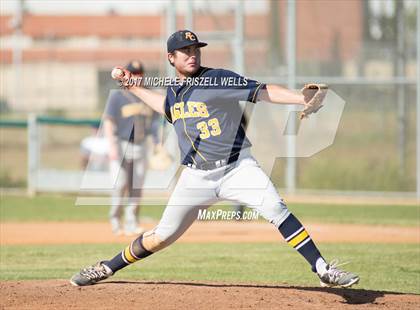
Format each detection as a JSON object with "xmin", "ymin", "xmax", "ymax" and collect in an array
[
  {"xmin": 278, "ymin": 213, "xmax": 324, "ymax": 273},
  {"xmin": 104, "ymin": 234, "xmax": 153, "ymax": 273}
]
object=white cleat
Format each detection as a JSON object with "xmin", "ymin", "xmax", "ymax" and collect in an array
[{"xmin": 318, "ymin": 259, "xmax": 360, "ymax": 288}]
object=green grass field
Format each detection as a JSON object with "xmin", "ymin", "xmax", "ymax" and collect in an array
[
  {"xmin": 1, "ymin": 194, "xmax": 419, "ymax": 226},
  {"xmin": 1, "ymin": 243, "xmax": 419, "ymax": 294},
  {"xmin": 0, "ymin": 194, "xmax": 419, "ymax": 294}
]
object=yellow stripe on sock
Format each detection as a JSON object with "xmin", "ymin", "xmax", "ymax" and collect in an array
[
  {"xmin": 124, "ymin": 246, "xmax": 138, "ymax": 264},
  {"xmin": 288, "ymin": 230, "xmax": 309, "ymax": 248}
]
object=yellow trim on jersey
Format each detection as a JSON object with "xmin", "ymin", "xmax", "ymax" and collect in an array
[
  {"xmin": 163, "ymin": 87, "xmax": 177, "ymax": 123},
  {"xmin": 164, "ymin": 112, "xmax": 172, "ymax": 123},
  {"xmin": 179, "ymin": 69, "xmax": 209, "ymax": 162},
  {"xmin": 124, "ymin": 246, "xmax": 138, "ymax": 263},
  {"xmin": 121, "ymin": 103, "xmax": 153, "ymax": 118},
  {"xmin": 288, "ymin": 230, "xmax": 309, "ymax": 248},
  {"xmin": 170, "ymin": 86, "xmax": 176, "ymax": 97},
  {"xmin": 190, "ymin": 155, "xmax": 197, "ymax": 165},
  {"xmin": 251, "ymin": 83, "xmax": 264, "ymax": 103},
  {"xmin": 121, "ymin": 103, "xmax": 143, "ymax": 117},
  {"xmin": 181, "ymin": 107, "xmax": 207, "ymax": 161}
]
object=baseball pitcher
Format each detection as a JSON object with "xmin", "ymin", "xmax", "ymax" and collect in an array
[{"xmin": 71, "ymin": 30, "xmax": 359, "ymax": 288}]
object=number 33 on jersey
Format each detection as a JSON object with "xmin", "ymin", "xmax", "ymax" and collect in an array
[
  {"xmin": 163, "ymin": 67, "xmax": 265, "ymax": 165},
  {"xmin": 169, "ymin": 100, "xmax": 221, "ymax": 140}
]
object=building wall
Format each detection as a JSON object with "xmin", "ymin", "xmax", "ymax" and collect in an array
[
  {"xmin": 1, "ymin": 63, "xmax": 97, "ymax": 112},
  {"xmin": 0, "ymin": 1, "xmax": 364, "ymax": 112}
]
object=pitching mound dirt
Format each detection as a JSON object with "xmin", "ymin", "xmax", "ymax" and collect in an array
[{"xmin": 1, "ymin": 280, "xmax": 419, "ymax": 309}]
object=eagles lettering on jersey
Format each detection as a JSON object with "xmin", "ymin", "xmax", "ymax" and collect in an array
[
  {"xmin": 170, "ymin": 101, "xmax": 209, "ymax": 122},
  {"xmin": 164, "ymin": 67, "xmax": 266, "ymax": 166}
]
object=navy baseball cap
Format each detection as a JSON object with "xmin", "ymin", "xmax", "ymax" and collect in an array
[
  {"xmin": 125, "ymin": 60, "xmax": 144, "ymax": 74},
  {"xmin": 167, "ymin": 30, "xmax": 207, "ymax": 53}
]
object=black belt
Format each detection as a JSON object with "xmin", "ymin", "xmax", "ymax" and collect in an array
[{"xmin": 186, "ymin": 153, "xmax": 240, "ymax": 171}]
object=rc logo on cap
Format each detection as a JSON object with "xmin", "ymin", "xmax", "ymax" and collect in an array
[
  {"xmin": 185, "ymin": 32, "xmax": 196, "ymax": 41},
  {"xmin": 167, "ymin": 30, "xmax": 207, "ymax": 53}
]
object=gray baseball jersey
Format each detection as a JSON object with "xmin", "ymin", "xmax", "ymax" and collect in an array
[{"xmin": 105, "ymin": 90, "xmax": 159, "ymax": 143}]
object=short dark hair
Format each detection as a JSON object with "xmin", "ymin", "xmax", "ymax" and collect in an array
[{"xmin": 167, "ymin": 52, "xmax": 175, "ymax": 67}]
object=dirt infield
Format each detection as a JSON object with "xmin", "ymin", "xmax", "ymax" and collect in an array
[
  {"xmin": 1, "ymin": 221, "xmax": 419, "ymax": 245},
  {"xmin": 1, "ymin": 280, "xmax": 419, "ymax": 309},
  {"xmin": 2, "ymin": 222, "xmax": 419, "ymax": 309}
]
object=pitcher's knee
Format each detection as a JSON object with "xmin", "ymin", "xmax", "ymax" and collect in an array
[
  {"xmin": 141, "ymin": 229, "xmax": 172, "ymax": 253},
  {"xmin": 262, "ymin": 200, "xmax": 290, "ymax": 228}
]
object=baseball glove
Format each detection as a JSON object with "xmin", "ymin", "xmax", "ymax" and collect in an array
[{"xmin": 300, "ymin": 84, "xmax": 328, "ymax": 119}]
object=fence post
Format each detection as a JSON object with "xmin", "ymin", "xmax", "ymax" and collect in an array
[
  {"xmin": 27, "ymin": 114, "xmax": 38, "ymax": 196},
  {"xmin": 165, "ymin": 0, "xmax": 176, "ymax": 78},
  {"xmin": 417, "ymin": 1, "xmax": 420, "ymax": 201},
  {"xmin": 233, "ymin": 0, "xmax": 245, "ymax": 75},
  {"xmin": 286, "ymin": 0, "xmax": 297, "ymax": 194}
]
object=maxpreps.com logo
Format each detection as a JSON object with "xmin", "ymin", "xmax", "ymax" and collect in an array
[{"xmin": 185, "ymin": 31, "xmax": 196, "ymax": 41}]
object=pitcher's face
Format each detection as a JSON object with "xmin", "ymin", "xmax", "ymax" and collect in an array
[{"xmin": 168, "ymin": 45, "xmax": 201, "ymax": 77}]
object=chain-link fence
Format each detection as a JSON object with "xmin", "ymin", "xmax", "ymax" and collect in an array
[{"xmin": 0, "ymin": 0, "xmax": 418, "ymax": 197}]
